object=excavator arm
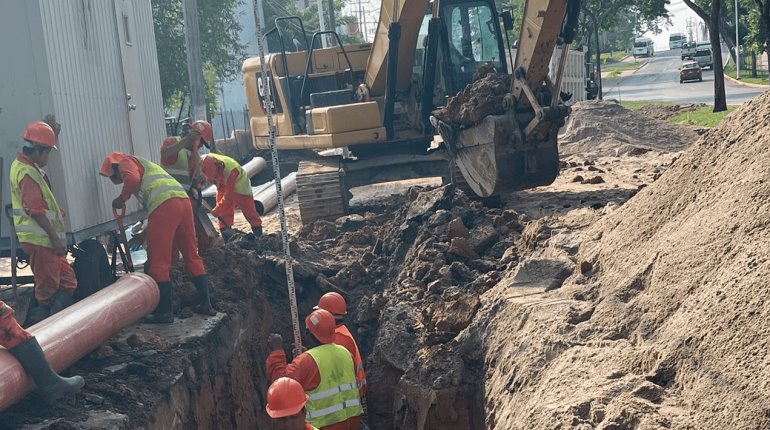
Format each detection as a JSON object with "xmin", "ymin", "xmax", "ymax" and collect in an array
[{"xmin": 436, "ymin": 0, "xmax": 581, "ymax": 197}]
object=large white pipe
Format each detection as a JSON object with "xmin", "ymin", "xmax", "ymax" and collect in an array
[
  {"xmin": 0, "ymin": 273, "xmax": 159, "ymax": 410},
  {"xmin": 254, "ymin": 173, "xmax": 298, "ymax": 215}
]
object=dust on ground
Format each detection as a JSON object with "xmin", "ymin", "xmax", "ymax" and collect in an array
[{"xmin": 4, "ymin": 90, "xmax": 770, "ymax": 429}]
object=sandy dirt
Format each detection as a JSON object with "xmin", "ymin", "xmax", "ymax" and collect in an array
[{"xmin": 4, "ymin": 95, "xmax": 770, "ymax": 429}]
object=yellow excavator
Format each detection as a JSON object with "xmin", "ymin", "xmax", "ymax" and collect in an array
[{"xmin": 242, "ymin": 0, "xmax": 580, "ymax": 223}]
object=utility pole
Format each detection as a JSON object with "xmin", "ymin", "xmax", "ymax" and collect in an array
[
  {"xmin": 735, "ymin": 0, "xmax": 740, "ymax": 79},
  {"xmin": 317, "ymin": 0, "xmax": 336, "ymax": 47},
  {"xmin": 183, "ymin": 0, "xmax": 207, "ymax": 122},
  {"xmin": 257, "ymin": 0, "xmax": 268, "ymax": 55}
]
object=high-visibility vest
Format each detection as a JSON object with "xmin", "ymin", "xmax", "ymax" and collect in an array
[
  {"xmin": 336, "ymin": 325, "xmax": 367, "ymax": 392},
  {"xmin": 161, "ymin": 137, "xmax": 192, "ymax": 184},
  {"xmin": 207, "ymin": 153, "xmax": 251, "ymax": 196},
  {"xmin": 10, "ymin": 159, "xmax": 66, "ymax": 248},
  {"xmin": 133, "ymin": 157, "xmax": 188, "ymax": 214},
  {"xmin": 305, "ymin": 344, "xmax": 363, "ymax": 427}
]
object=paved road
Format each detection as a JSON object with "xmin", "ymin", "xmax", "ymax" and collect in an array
[{"xmin": 601, "ymin": 49, "xmax": 766, "ymax": 104}]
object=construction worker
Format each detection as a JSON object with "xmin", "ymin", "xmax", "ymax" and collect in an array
[
  {"xmin": 0, "ymin": 301, "xmax": 84, "ymax": 401},
  {"xmin": 314, "ymin": 292, "xmax": 367, "ymax": 394},
  {"xmin": 10, "ymin": 120, "xmax": 77, "ymax": 324},
  {"xmin": 266, "ymin": 377, "xmax": 319, "ymax": 430},
  {"xmin": 159, "ymin": 120, "xmax": 216, "ymax": 250},
  {"xmin": 199, "ymin": 153, "xmax": 262, "ymax": 239},
  {"xmin": 99, "ymin": 152, "xmax": 215, "ymax": 323},
  {"xmin": 267, "ymin": 309, "xmax": 363, "ymax": 430}
]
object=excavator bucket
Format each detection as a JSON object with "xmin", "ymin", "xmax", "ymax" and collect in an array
[{"xmin": 450, "ymin": 114, "xmax": 560, "ymax": 197}]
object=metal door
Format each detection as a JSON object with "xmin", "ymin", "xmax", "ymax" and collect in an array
[{"xmin": 113, "ymin": 0, "xmax": 152, "ymax": 159}]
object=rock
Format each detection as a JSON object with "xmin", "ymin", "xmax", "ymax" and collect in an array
[
  {"xmin": 92, "ymin": 345, "xmax": 115, "ymax": 359},
  {"xmin": 126, "ymin": 330, "xmax": 169, "ymax": 350},
  {"xmin": 430, "ymin": 292, "xmax": 481, "ymax": 333},
  {"xmin": 82, "ymin": 410, "xmax": 130, "ymax": 429},
  {"xmin": 336, "ymin": 214, "xmax": 366, "ymax": 232},
  {"xmin": 447, "ymin": 237, "xmax": 479, "ymax": 260},
  {"xmin": 582, "ymin": 176, "xmax": 605, "ymax": 184},
  {"xmin": 103, "ymin": 363, "xmax": 128, "ymax": 375},
  {"xmin": 427, "ymin": 209, "xmax": 451, "ymax": 226},
  {"xmin": 406, "ymin": 185, "xmax": 451, "ymax": 221},
  {"xmin": 511, "ymin": 258, "xmax": 574, "ymax": 291},
  {"xmin": 426, "ymin": 279, "xmax": 450, "ymax": 295},
  {"xmin": 85, "ymin": 393, "xmax": 105, "ymax": 405},
  {"xmin": 571, "ymin": 175, "xmax": 584, "ymax": 183},
  {"xmin": 632, "ymin": 381, "xmax": 665, "ymax": 403},
  {"xmin": 470, "ymin": 224, "xmax": 499, "ymax": 254},
  {"xmin": 447, "ymin": 218, "xmax": 470, "ymax": 239},
  {"xmin": 579, "ymin": 261, "xmax": 593, "ymax": 274},
  {"xmin": 587, "ymin": 165, "xmax": 604, "ymax": 172},
  {"xmin": 500, "ymin": 246, "xmax": 518, "ymax": 265}
]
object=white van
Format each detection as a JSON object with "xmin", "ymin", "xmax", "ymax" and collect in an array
[{"xmin": 633, "ymin": 37, "xmax": 654, "ymax": 58}]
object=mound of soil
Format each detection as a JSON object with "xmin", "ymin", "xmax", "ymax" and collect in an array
[
  {"xmin": 636, "ymin": 102, "xmax": 707, "ymax": 121},
  {"xmin": 560, "ymin": 100, "xmax": 699, "ymax": 157},
  {"xmin": 432, "ymin": 73, "xmax": 512, "ymax": 127},
  {"xmin": 483, "ymin": 90, "xmax": 770, "ymax": 428}
]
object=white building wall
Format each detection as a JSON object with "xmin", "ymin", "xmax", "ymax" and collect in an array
[{"xmin": 0, "ymin": 0, "xmax": 164, "ymax": 243}]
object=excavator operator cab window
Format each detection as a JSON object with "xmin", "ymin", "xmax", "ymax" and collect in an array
[{"xmin": 442, "ymin": 1, "xmax": 503, "ymax": 93}]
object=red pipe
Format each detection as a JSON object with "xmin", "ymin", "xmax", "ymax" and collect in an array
[{"xmin": 0, "ymin": 272, "xmax": 159, "ymax": 410}]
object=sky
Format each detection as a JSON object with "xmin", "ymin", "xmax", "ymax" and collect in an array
[{"xmin": 644, "ymin": 0, "xmax": 709, "ymax": 49}]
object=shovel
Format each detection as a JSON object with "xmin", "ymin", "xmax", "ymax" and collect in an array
[{"xmin": 112, "ymin": 204, "xmax": 134, "ymax": 272}]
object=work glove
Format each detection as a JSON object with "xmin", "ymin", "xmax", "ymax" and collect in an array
[
  {"xmin": 112, "ymin": 196, "xmax": 124, "ymax": 210},
  {"xmin": 268, "ymin": 333, "xmax": 283, "ymax": 351},
  {"xmin": 43, "ymin": 114, "xmax": 61, "ymax": 138}
]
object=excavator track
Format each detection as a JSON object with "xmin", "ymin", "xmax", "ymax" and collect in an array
[{"xmin": 296, "ymin": 157, "xmax": 349, "ymax": 224}]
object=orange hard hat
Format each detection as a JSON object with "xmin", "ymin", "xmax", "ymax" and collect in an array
[
  {"xmin": 199, "ymin": 155, "xmax": 222, "ymax": 179},
  {"xmin": 22, "ymin": 121, "xmax": 57, "ymax": 149},
  {"xmin": 314, "ymin": 292, "xmax": 347, "ymax": 316},
  {"xmin": 305, "ymin": 309, "xmax": 336, "ymax": 344},
  {"xmin": 161, "ymin": 136, "xmax": 178, "ymax": 149},
  {"xmin": 191, "ymin": 120, "xmax": 213, "ymax": 143},
  {"xmin": 100, "ymin": 152, "xmax": 127, "ymax": 177},
  {"xmin": 266, "ymin": 377, "xmax": 308, "ymax": 418}
]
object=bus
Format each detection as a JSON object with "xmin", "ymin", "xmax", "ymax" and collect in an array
[
  {"xmin": 633, "ymin": 37, "xmax": 654, "ymax": 58},
  {"xmin": 669, "ymin": 33, "xmax": 686, "ymax": 50}
]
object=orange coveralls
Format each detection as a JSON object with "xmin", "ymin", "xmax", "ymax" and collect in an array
[
  {"xmin": 0, "ymin": 301, "xmax": 32, "ymax": 349},
  {"xmin": 266, "ymin": 349, "xmax": 362, "ymax": 430},
  {"xmin": 334, "ymin": 324, "xmax": 367, "ymax": 395},
  {"xmin": 159, "ymin": 139, "xmax": 212, "ymax": 250},
  {"xmin": 205, "ymin": 166, "xmax": 262, "ymax": 230},
  {"xmin": 16, "ymin": 154, "xmax": 77, "ymax": 305},
  {"xmin": 117, "ymin": 157, "xmax": 206, "ymax": 283}
]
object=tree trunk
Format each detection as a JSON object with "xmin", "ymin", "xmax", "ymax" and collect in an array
[
  {"xmin": 595, "ymin": 18, "xmax": 602, "ymax": 100},
  {"xmin": 711, "ymin": 0, "xmax": 727, "ymax": 112}
]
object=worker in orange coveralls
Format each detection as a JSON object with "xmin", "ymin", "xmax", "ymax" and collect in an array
[
  {"xmin": 99, "ymin": 152, "xmax": 215, "ymax": 323},
  {"xmin": 0, "ymin": 301, "xmax": 84, "ymax": 401},
  {"xmin": 159, "ymin": 120, "xmax": 216, "ymax": 250},
  {"xmin": 266, "ymin": 377, "xmax": 319, "ymax": 430},
  {"xmin": 267, "ymin": 309, "xmax": 363, "ymax": 430},
  {"xmin": 9, "ymin": 119, "xmax": 77, "ymax": 324},
  {"xmin": 199, "ymin": 153, "xmax": 262, "ymax": 240},
  {"xmin": 314, "ymin": 292, "xmax": 367, "ymax": 395}
]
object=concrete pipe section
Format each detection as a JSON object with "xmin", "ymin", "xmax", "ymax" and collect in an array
[
  {"xmin": 254, "ymin": 172, "xmax": 298, "ymax": 215},
  {"xmin": 0, "ymin": 272, "xmax": 159, "ymax": 410}
]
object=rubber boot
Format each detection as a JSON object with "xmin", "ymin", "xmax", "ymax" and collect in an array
[
  {"xmin": 145, "ymin": 282, "xmax": 173, "ymax": 323},
  {"xmin": 9, "ymin": 337, "xmax": 85, "ymax": 402},
  {"xmin": 192, "ymin": 275, "xmax": 216, "ymax": 316},
  {"xmin": 49, "ymin": 290, "xmax": 74, "ymax": 315},
  {"xmin": 25, "ymin": 304, "xmax": 50, "ymax": 327},
  {"xmin": 252, "ymin": 226, "xmax": 263, "ymax": 237}
]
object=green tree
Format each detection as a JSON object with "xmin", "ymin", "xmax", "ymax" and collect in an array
[{"xmin": 152, "ymin": 0, "xmax": 246, "ymax": 115}]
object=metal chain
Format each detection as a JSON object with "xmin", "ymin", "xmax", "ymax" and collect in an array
[{"xmin": 251, "ymin": 0, "xmax": 302, "ymax": 355}]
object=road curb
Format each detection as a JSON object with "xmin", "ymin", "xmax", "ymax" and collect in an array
[{"xmin": 723, "ymin": 73, "xmax": 769, "ymax": 89}]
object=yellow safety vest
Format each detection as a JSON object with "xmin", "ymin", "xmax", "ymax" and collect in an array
[
  {"xmin": 161, "ymin": 137, "xmax": 192, "ymax": 184},
  {"xmin": 134, "ymin": 157, "xmax": 188, "ymax": 214},
  {"xmin": 305, "ymin": 344, "xmax": 363, "ymax": 428},
  {"xmin": 10, "ymin": 159, "xmax": 66, "ymax": 248},
  {"xmin": 207, "ymin": 153, "xmax": 251, "ymax": 196}
]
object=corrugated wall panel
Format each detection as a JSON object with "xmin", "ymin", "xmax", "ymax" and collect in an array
[
  {"xmin": 39, "ymin": 0, "xmax": 145, "ymax": 233},
  {"xmin": 133, "ymin": 0, "xmax": 164, "ymax": 164}
]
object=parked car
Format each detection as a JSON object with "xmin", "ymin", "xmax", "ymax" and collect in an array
[
  {"xmin": 692, "ymin": 47, "xmax": 713, "ymax": 70},
  {"xmin": 681, "ymin": 41, "xmax": 696, "ymax": 60},
  {"xmin": 679, "ymin": 61, "xmax": 703, "ymax": 83}
]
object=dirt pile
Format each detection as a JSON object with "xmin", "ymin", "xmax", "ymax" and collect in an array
[
  {"xmin": 560, "ymin": 100, "xmax": 699, "ymax": 157},
  {"xmin": 432, "ymin": 73, "xmax": 512, "ymax": 127},
  {"xmin": 481, "ymin": 90, "xmax": 770, "ymax": 428},
  {"xmin": 635, "ymin": 103, "xmax": 707, "ymax": 121}
]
